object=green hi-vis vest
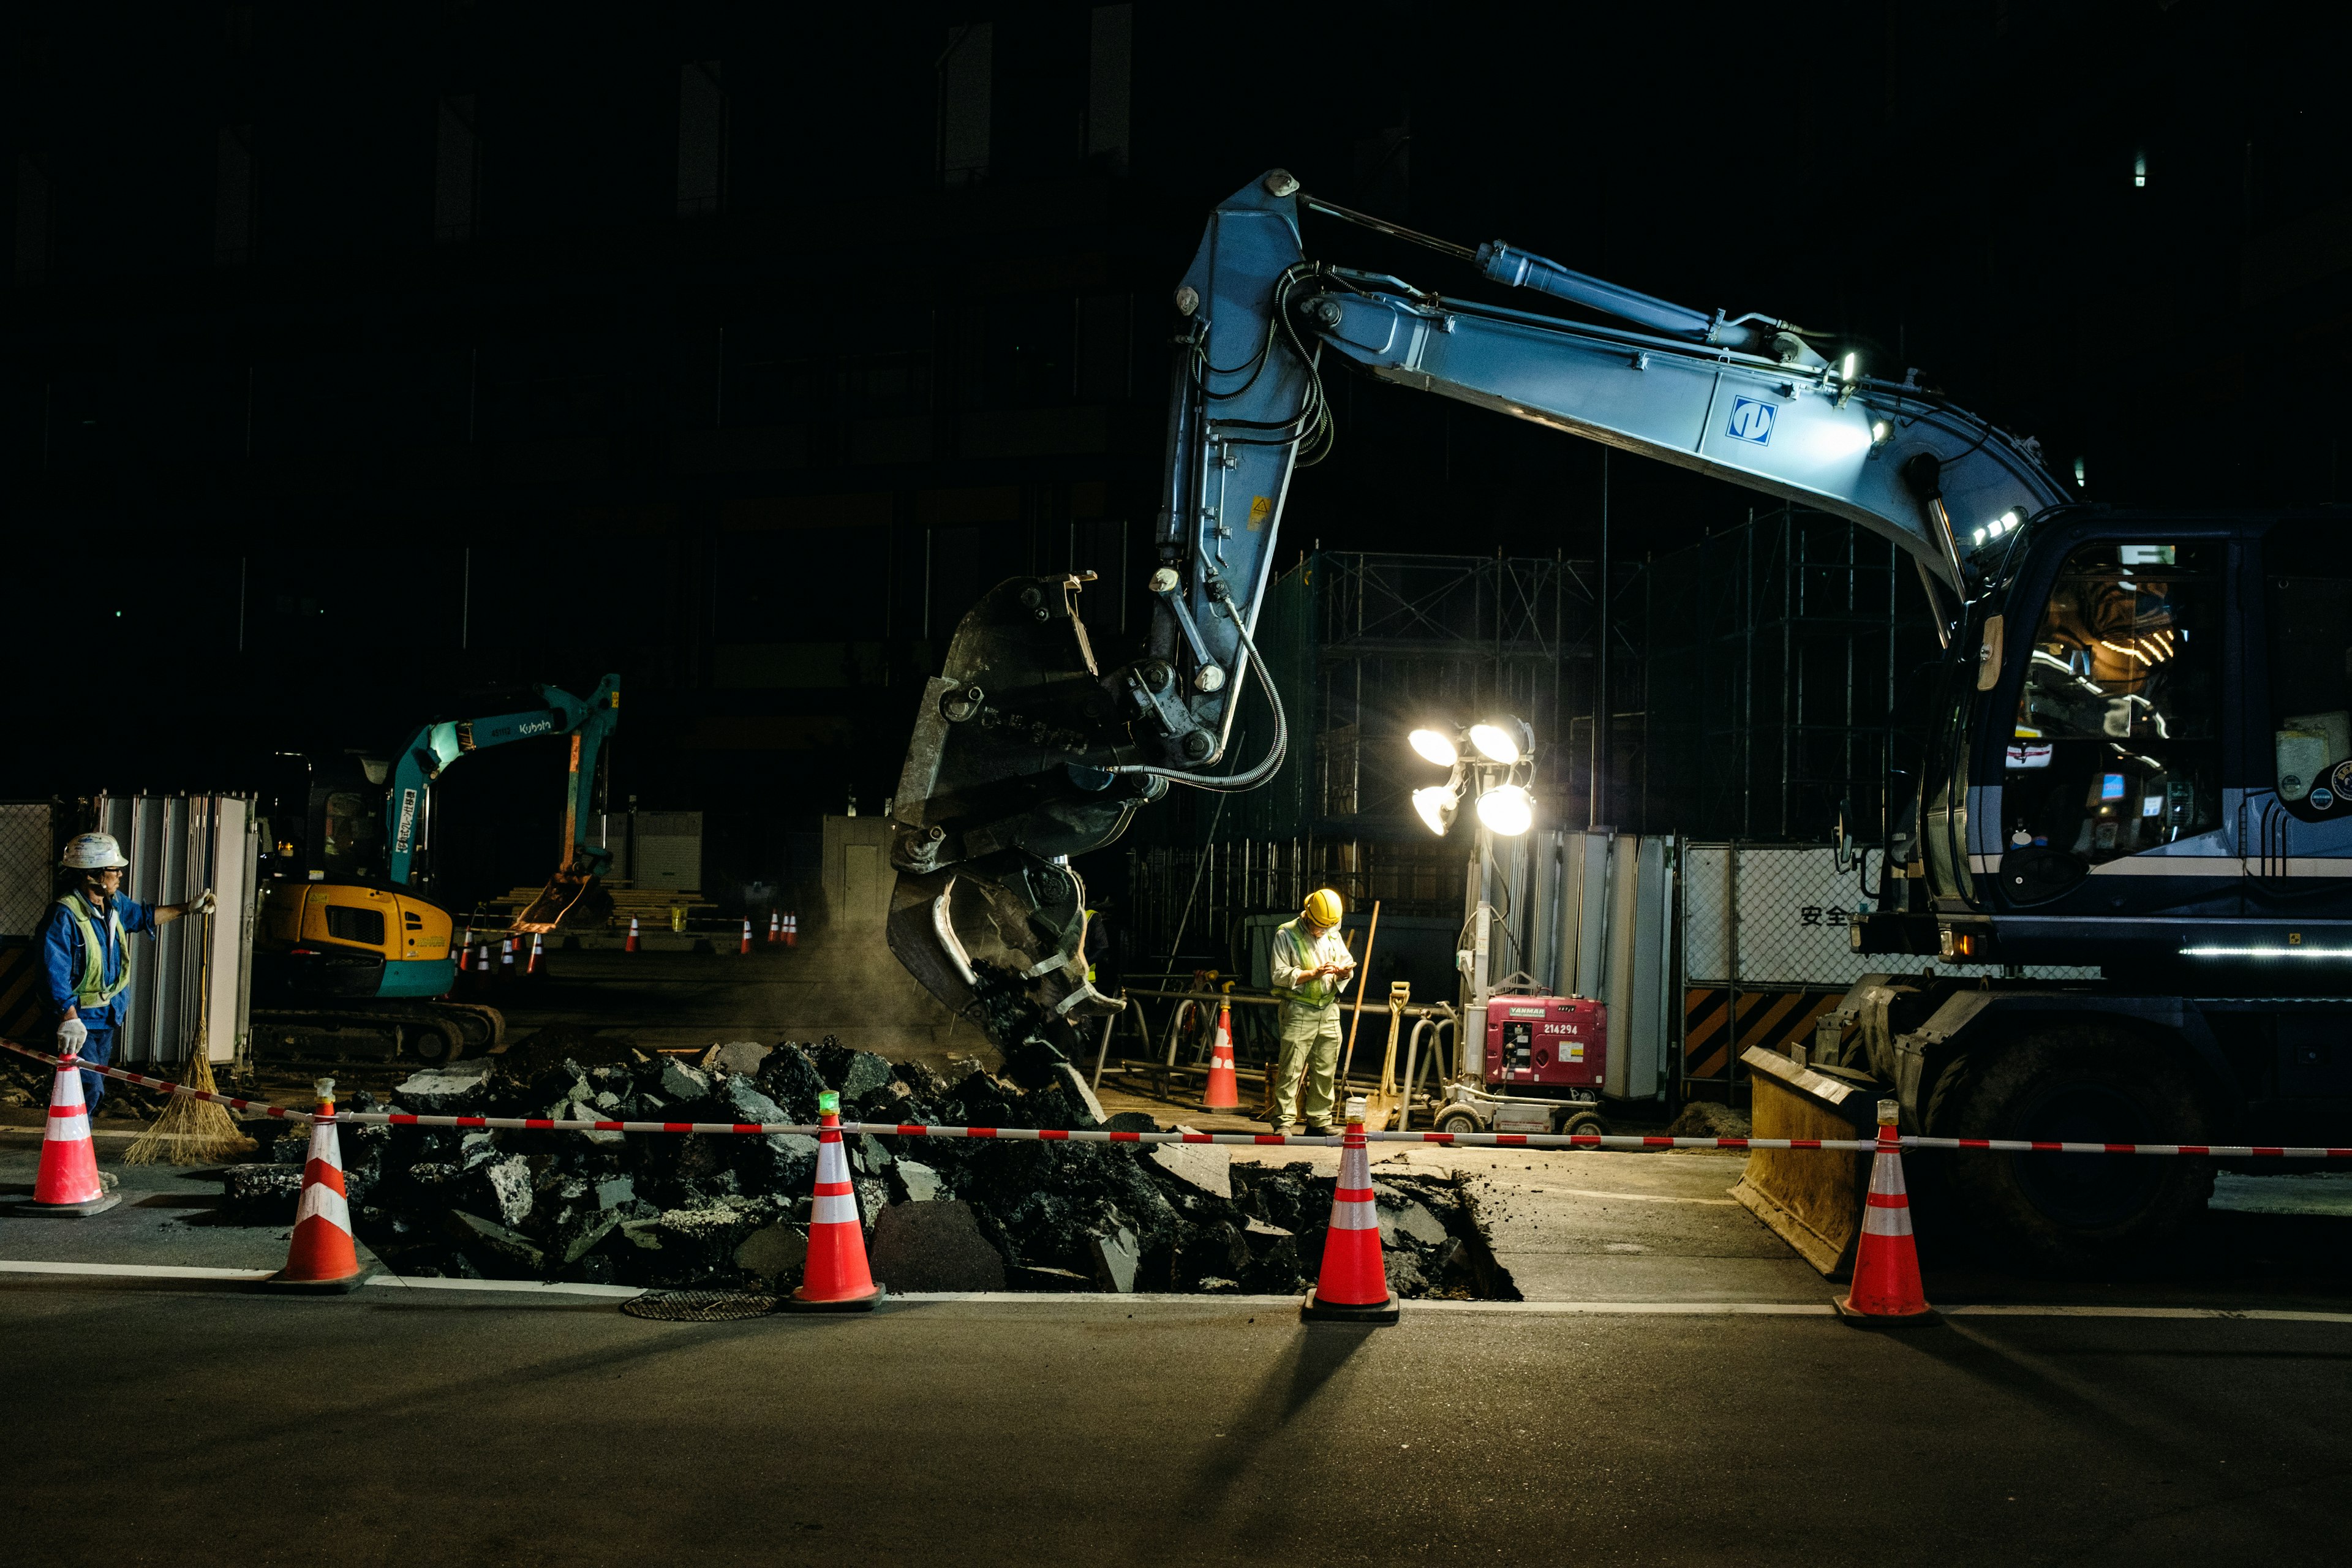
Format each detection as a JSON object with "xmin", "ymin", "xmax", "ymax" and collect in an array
[
  {"xmin": 1272, "ymin": 919, "xmax": 1343, "ymax": 1008},
  {"xmin": 58, "ymin": 893, "xmax": 133, "ymax": 1009}
]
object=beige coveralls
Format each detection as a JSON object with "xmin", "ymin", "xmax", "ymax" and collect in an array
[{"xmin": 1270, "ymin": 917, "xmax": 1352, "ymax": 1129}]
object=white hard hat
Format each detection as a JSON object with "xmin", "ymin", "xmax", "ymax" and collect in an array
[{"xmin": 61, "ymin": 832, "xmax": 129, "ymax": 870}]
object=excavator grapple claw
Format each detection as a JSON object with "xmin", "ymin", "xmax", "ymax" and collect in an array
[{"xmin": 885, "ymin": 576, "xmax": 1159, "ymax": 1052}]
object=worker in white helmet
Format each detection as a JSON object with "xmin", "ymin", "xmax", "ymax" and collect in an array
[
  {"xmin": 1268, "ymin": 888, "xmax": 1355, "ymax": 1136},
  {"xmin": 38, "ymin": 833, "xmax": 215, "ymax": 1112}
]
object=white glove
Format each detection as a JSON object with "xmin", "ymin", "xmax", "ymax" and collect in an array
[
  {"xmin": 57, "ymin": 1014, "xmax": 88, "ymax": 1055},
  {"xmin": 186, "ymin": 889, "xmax": 217, "ymax": 918}
]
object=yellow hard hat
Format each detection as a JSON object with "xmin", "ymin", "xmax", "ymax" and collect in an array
[{"xmin": 1303, "ymin": 888, "xmax": 1343, "ymax": 927}]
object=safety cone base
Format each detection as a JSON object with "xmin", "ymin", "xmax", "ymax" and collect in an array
[
  {"xmin": 264, "ymin": 1264, "xmax": 369, "ymax": 1294},
  {"xmin": 12, "ymin": 1193, "xmax": 122, "ymax": 1218},
  {"xmin": 783, "ymin": 1281, "xmax": 886, "ymax": 1313},
  {"xmin": 1302, "ymin": 1291, "xmax": 1400, "ymax": 1325},
  {"xmin": 1833, "ymin": 1295, "xmax": 1940, "ymax": 1327}
]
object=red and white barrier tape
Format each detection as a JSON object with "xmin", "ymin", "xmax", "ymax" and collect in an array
[{"xmin": 9, "ymin": 1038, "xmax": 2351, "ymax": 1158}]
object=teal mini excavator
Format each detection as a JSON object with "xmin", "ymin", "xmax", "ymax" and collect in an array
[{"xmin": 251, "ymin": 675, "xmax": 620, "ymax": 1063}]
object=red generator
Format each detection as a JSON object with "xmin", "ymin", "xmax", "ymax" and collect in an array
[{"xmin": 1484, "ymin": 996, "xmax": 1606, "ymax": 1088}]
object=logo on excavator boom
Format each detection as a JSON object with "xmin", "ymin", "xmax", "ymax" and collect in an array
[
  {"xmin": 1725, "ymin": 397, "xmax": 1776, "ymax": 446},
  {"xmin": 393, "ymin": 788, "xmax": 418, "ymax": 854}
]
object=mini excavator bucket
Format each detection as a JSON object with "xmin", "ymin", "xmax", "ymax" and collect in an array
[
  {"xmin": 509, "ymin": 866, "xmax": 611, "ymax": 935},
  {"xmin": 884, "ymin": 573, "xmax": 1165, "ymax": 1053}
]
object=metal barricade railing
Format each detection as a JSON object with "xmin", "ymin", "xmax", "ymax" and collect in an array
[{"xmin": 1098, "ymin": 986, "xmax": 1460, "ymax": 1117}]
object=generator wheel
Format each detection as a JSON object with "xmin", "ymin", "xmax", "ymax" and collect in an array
[
  {"xmin": 1434, "ymin": 1106, "xmax": 1483, "ymax": 1137},
  {"xmin": 1928, "ymin": 1024, "xmax": 2214, "ymax": 1271},
  {"xmin": 1561, "ymin": 1110, "xmax": 1607, "ymax": 1140}
]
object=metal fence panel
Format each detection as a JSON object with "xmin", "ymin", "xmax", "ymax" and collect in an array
[{"xmin": 93, "ymin": 794, "xmax": 256, "ymax": 1066}]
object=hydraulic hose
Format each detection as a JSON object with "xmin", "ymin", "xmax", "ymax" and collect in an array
[{"xmin": 1105, "ymin": 595, "xmax": 1288, "ymax": 793}]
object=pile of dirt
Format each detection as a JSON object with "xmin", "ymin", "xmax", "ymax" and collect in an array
[{"xmin": 222, "ymin": 1030, "xmax": 1502, "ymax": 1298}]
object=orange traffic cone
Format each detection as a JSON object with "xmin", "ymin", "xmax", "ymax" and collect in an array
[
  {"xmin": 20, "ymin": 1049, "xmax": 119, "ymax": 1216},
  {"xmin": 499, "ymin": 937, "xmax": 517, "ymax": 982},
  {"xmin": 526, "ymin": 931, "xmax": 546, "ymax": 978},
  {"xmin": 784, "ymin": 912, "xmax": 797, "ymax": 948},
  {"xmin": 767, "ymin": 910, "xmax": 782, "ymax": 944},
  {"xmin": 787, "ymin": 1090, "xmax": 884, "ymax": 1311},
  {"xmin": 1836, "ymin": 1098, "xmax": 1937, "ymax": 1325},
  {"xmin": 267, "ymin": 1079, "xmax": 367, "ymax": 1292},
  {"xmin": 625, "ymin": 916, "xmax": 641, "ymax": 954},
  {"xmin": 739, "ymin": 918, "xmax": 753, "ymax": 956},
  {"xmin": 1202, "ymin": 1001, "xmax": 1241, "ymax": 1110},
  {"xmin": 1303, "ymin": 1096, "xmax": 1398, "ymax": 1324}
]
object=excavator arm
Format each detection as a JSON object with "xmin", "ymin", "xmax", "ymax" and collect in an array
[{"xmin": 888, "ymin": 169, "xmax": 2070, "ymax": 1052}]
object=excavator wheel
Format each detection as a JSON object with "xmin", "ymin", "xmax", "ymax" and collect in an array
[{"xmin": 1928, "ymin": 1024, "xmax": 2214, "ymax": 1272}]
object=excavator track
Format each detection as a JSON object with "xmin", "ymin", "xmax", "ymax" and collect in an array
[{"xmin": 249, "ymin": 1000, "xmax": 503, "ymax": 1069}]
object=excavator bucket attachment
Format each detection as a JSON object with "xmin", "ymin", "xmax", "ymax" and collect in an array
[
  {"xmin": 885, "ymin": 575, "xmax": 1163, "ymax": 1052},
  {"xmin": 1728, "ymin": 1046, "xmax": 1877, "ymax": 1278},
  {"xmin": 510, "ymin": 867, "xmax": 614, "ymax": 935}
]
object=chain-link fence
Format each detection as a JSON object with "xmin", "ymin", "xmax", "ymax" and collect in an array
[
  {"xmin": 0, "ymin": 803, "xmax": 53, "ymax": 940},
  {"xmin": 1680, "ymin": 843, "xmax": 2099, "ymax": 988},
  {"xmin": 1676, "ymin": 842, "xmax": 2098, "ymax": 1093}
]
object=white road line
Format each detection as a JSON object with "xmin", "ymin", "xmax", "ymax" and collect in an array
[
  {"xmin": 1408, "ymin": 1299, "xmax": 1833, "ymax": 1315},
  {"xmin": 890, "ymin": 1291, "xmax": 1303, "ymax": 1306},
  {"xmin": 3, "ymin": 1261, "xmax": 2346, "ymax": 1322},
  {"xmin": 363, "ymin": 1275, "xmax": 643, "ymax": 1300},
  {"xmin": 1942, "ymin": 1304, "xmax": 2352, "ymax": 1325},
  {"xmin": 0, "ymin": 1260, "xmax": 273, "ymax": 1281}
]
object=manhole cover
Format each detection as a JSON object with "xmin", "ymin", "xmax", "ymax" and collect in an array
[{"xmin": 621, "ymin": 1289, "xmax": 778, "ymax": 1322}]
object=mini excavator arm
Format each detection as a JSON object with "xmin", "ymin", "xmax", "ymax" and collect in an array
[{"xmin": 382, "ymin": 676, "xmax": 622, "ymax": 928}]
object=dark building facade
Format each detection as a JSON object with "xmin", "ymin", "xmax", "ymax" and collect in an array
[{"xmin": 6, "ymin": 1, "xmax": 2341, "ymax": 918}]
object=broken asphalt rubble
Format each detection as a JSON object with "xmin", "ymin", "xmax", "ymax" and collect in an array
[{"xmin": 217, "ymin": 1027, "xmax": 1505, "ymax": 1298}]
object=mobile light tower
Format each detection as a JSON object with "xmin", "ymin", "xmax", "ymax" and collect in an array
[{"xmin": 1406, "ymin": 716, "xmax": 1537, "ymax": 1083}]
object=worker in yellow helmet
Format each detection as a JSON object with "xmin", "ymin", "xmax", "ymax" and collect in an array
[{"xmin": 1269, "ymin": 888, "xmax": 1355, "ymax": 1136}]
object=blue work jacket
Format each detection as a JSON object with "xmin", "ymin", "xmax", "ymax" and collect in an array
[{"xmin": 37, "ymin": 894, "xmax": 157, "ymax": 1031}]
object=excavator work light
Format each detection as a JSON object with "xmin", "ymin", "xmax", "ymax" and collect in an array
[{"xmin": 1409, "ymin": 728, "xmax": 1460, "ymax": 767}]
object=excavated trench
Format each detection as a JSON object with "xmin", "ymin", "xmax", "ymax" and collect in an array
[{"xmin": 219, "ymin": 1026, "xmax": 1515, "ymax": 1300}]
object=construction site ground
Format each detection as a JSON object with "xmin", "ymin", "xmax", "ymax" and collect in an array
[
  {"xmin": 6, "ymin": 1119, "xmax": 2352, "ymax": 1566},
  {"xmin": 8, "ymin": 993, "xmax": 2352, "ymax": 1563}
]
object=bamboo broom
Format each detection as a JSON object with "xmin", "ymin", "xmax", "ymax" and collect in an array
[{"xmin": 122, "ymin": 898, "xmax": 252, "ymax": 1166}]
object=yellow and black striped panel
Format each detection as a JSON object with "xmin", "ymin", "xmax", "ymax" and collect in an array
[{"xmin": 1683, "ymin": 987, "xmax": 1845, "ymax": 1080}]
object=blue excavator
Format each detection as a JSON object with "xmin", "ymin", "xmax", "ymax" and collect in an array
[
  {"xmin": 888, "ymin": 170, "xmax": 2352, "ymax": 1265},
  {"xmin": 252, "ymin": 675, "xmax": 620, "ymax": 1063}
]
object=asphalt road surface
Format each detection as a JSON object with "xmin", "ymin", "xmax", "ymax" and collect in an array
[{"xmin": 5, "ymin": 1276, "xmax": 2348, "ymax": 1567}]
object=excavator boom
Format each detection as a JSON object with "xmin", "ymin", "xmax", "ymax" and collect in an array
[{"xmin": 886, "ymin": 169, "xmax": 2069, "ymax": 1052}]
